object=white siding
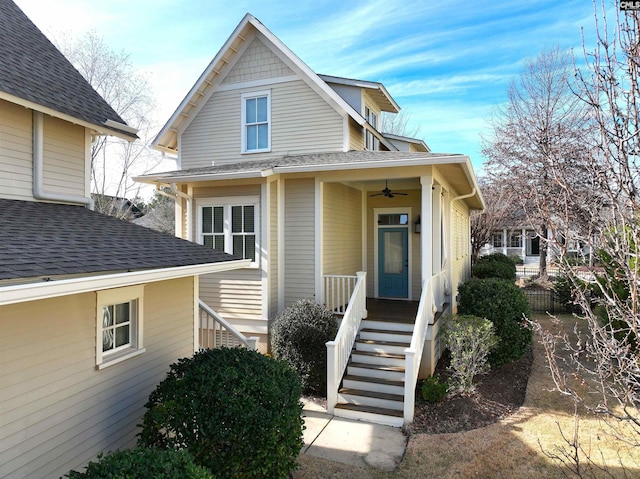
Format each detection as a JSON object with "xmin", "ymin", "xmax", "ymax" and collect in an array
[
  {"xmin": 222, "ymin": 37, "xmax": 293, "ymax": 84},
  {"xmin": 284, "ymin": 178, "xmax": 315, "ymax": 306},
  {"xmin": 42, "ymin": 115, "xmax": 85, "ymax": 196},
  {"xmin": 0, "ymin": 278, "xmax": 196, "ymax": 479},
  {"xmin": 181, "ymin": 79, "xmax": 344, "ymax": 168},
  {"xmin": 0, "ymin": 99, "xmax": 33, "ymax": 200},
  {"xmin": 323, "ymin": 183, "xmax": 361, "ymax": 275}
]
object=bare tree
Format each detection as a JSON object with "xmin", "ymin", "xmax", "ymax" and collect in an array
[
  {"xmin": 380, "ymin": 109, "xmax": 422, "ymax": 139},
  {"xmin": 55, "ymin": 31, "xmax": 161, "ymax": 217},
  {"xmin": 482, "ymin": 47, "xmax": 592, "ymax": 278}
]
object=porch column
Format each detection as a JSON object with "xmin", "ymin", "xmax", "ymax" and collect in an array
[
  {"xmin": 502, "ymin": 228, "xmax": 507, "ymax": 256},
  {"xmin": 521, "ymin": 228, "xmax": 526, "ymax": 261},
  {"xmin": 420, "ymin": 175, "xmax": 434, "ymax": 284}
]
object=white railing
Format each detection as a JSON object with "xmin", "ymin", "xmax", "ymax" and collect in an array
[
  {"xmin": 403, "ymin": 276, "xmax": 436, "ymax": 426},
  {"xmin": 326, "ymin": 271, "xmax": 367, "ymax": 414},
  {"xmin": 198, "ymin": 300, "xmax": 259, "ymax": 351},
  {"xmin": 323, "ymin": 274, "xmax": 358, "ymax": 315}
]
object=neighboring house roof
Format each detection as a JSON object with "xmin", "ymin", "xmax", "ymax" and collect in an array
[
  {"xmin": 318, "ymin": 74, "xmax": 400, "ymax": 114},
  {"xmin": 0, "ymin": 0, "xmax": 137, "ymax": 139},
  {"xmin": 92, "ymin": 194, "xmax": 146, "ymax": 219},
  {"xmin": 135, "ymin": 150, "xmax": 484, "ymax": 210},
  {"xmin": 152, "ymin": 13, "xmax": 396, "ymax": 154},
  {"xmin": 382, "ymin": 133, "xmax": 430, "ymax": 152},
  {"xmin": 0, "ymin": 199, "xmax": 241, "ymax": 284}
]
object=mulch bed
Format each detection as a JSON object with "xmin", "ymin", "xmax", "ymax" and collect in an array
[{"xmin": 410, "ymin": 347, "xmax": 534, "ymax": 435}]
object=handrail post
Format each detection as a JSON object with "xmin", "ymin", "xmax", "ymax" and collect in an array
[
  {"xmin": 247, "ymin": 336, "xmax": 260, "ymax": 351},
  {"xmin": 326, "ymin": 340, "xmax": 337, "ymax": 414},
  {"xmin": 404, "ymin": 350, "xmax": 415, "ymax": 426}
]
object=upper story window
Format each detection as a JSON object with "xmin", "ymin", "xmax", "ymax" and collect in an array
[
  {"xmin": 364, "ymin": 105, "xmax": 379, "ymax": 151},
  {"xmin": 241, "ymin": 91, "xmax": 271, "ymax": 153},
  {"xmin": 199, "ymin": 196, "xmax": 260, "ymax": 267}
]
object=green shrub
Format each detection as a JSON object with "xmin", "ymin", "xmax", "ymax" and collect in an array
[
  {"xmin": 421, "ymin": 375, "xmax": 449, "ymax": 402},
  {"xmin": 458, "ymin": 278, "xmax": 532, "ymax": 366},
  {"xmin": 508, "ymin": 254, "xmax": 524, "ymax": 265},
  {"xmin": 472, "ymin": 253, "xmax": 516, "ymax": 280},
  {"xmin": 270, "ymin": 298, "xmax": 338, "ymax": 395},
  {"xmin": 66, "ymin": 448, "xmax": 213, "ymax": 479},
  {"xmin": 439, "ymin": 315, "xmax": 498, "ymax": 395},
  {"xmin": 138, "ymin": 347, "xmax": 304, "ymax": 479}
]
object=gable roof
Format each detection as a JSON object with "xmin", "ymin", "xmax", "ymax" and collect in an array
[
  {"xmin": 318, "ymin": 74, "xmax": 400, "ymax": 114},
  {"xmin": 152, "ymin": 13, "xmax": 396, "ymax": 154},
  {"xmin": 0, "ymin": 0, "xmax": 137, "ymax": 139},
  {"xmin": 382, "ymin": 133, "xmax": 430, "ymax": 152}
]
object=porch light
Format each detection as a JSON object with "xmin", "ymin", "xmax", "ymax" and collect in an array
[{"xmin": 414, "ymin": 215, "xmax": 421, "ymax": 234}]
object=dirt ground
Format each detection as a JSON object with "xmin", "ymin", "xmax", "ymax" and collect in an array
[{"xmin": 294, "ymin": 315, "xmax": 640, "ymax": 479}]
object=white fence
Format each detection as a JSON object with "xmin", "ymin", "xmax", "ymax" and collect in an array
[{"xmin": 198, "ymin": 300, "xmax": 259, "ymax": 351}]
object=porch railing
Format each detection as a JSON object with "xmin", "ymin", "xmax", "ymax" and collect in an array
[
  {"xmin": 198, "ymin": 300, "xmax": 259, "ymax": 351},
  {"xmin": 323, "ymin": 274, "xmax": 358, "ymax": 315},
  {"xmin": 325, "ymin": 271, "xmax": 367, "ymax": 414},
  {"xmin": 403, "ymin": 275, "xmax": 437, "ymax": 426}
]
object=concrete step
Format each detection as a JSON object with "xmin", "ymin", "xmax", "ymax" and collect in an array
[
  {"xmin": 359, "ymin": 328, "xmax": 412, "ymax": 343},
  {"xmin": 347, "ymin": 362, "xmax": 405, "ymax": 382},
  {"xmin": 361, "ymin": 318, "xmax": 414, "ymax": 332},
  {"xmin": 343, "ymin": 374, "xmax": 404, "ymax": 395},
  {"xmin": 338, "ymin": 387, "xmax": 404, "ymax": 411},
  {"xmin": 350, "ymin": 350, "xmax": 405, "ymax": 367},
  {"xmin": 355, "ymin": 339, "xmax": 408, "ymax": 355},
  {"xmin": 333, "ymin": 403, "xmax": 403, "ymax": 427}
]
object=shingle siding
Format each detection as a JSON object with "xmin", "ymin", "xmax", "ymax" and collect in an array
[{"xmin": 222, "ymin": 36, "xmax": 293, "ymax": 84}]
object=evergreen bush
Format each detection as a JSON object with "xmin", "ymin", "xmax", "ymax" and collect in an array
[
  {"xmin": 472, "ymin": 253, "xmax": 516, "ymax": 280},
  {"xmin": 270, "ymin": 298, "xmax": 338, "ymax": 395},
  {"xmin": 138, "ymin": 347, "xmax": 304, "ymax": 479},
  {"xmin": 458, "ymin": 278, "xmax": 532, "ymax": 366},
  {"xmin": 66, "ymin": 448, "xmax": 213, "ymax": 479},
  {"xmin": 421, "ymin": 375, "xmax": 449, "ymax": 402}
]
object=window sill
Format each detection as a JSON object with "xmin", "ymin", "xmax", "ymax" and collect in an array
[
  {"xmin": 97, "ymin": 347, "xmax": 146, "ymax": 370},
  {"xmin": 241, "ymin": 148, "xmax": 271, "ymax": 155}
]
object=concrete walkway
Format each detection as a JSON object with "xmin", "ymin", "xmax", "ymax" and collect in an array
[{"xmin": 300, "ymin": 401, "xmax": 407, "ymax": 471}]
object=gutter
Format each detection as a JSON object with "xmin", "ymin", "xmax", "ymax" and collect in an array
[{"xmin": 32, "ymin": 111, "xmax": 94, "ymax": 209}]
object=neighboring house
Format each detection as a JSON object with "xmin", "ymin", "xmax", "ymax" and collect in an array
[
  {"xmin": 92, "ymin": 194, "xmax": 146, "ymax": 219},
  {"xmin": 137, "ymin": 13, "xmax": 484, "ymax": 427},
  {"xmin": 0, "ymin": 1, "xmax": 248, "ymax": 478}
]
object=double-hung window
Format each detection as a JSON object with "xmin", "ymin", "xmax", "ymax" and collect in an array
[
  {"xmin": 364, "ymin": 106, "xmax": 379, "ymax": 151},
  {"xmin": 200, "ymin": 197, "xmax": 259, "ymax": 266},
  {"xmin": 491, "ymin": 232, "xmax": 503, "ymax": 248},
  {"xmin": 242, "ymin": 91, "xmax": 271, "ymax": 153},
  {"xmin": 96, "ymin": 285, "xmax": 145, "ymax": 369},
  {"xmin": 509, "ymin": 232, "xmax": 522, "ymax": 248}
]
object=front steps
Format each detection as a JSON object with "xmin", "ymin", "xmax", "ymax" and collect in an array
[{"xmin": 333, "ymin": 311, "xmax": 415, "ymax": 428}]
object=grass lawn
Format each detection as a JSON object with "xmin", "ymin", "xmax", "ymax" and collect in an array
[{"xmin": 293, "ymin": 314, "xmax": 640, "ymax": 478}]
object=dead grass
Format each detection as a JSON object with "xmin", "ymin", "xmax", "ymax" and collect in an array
[{"xmin": 294, "ymin": 314, "xmax": 640, "ymax": 478}]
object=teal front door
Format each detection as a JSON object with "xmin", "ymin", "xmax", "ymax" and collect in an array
[{"xmin": 378, "ymin": 227, "xmax": 409, "ymax": 298}]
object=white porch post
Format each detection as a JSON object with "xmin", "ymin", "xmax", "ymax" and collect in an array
[
  {"xmin": 502, "ymin": 228, "xmax": 507, "ymax": 256},
  {"xmin": 420, "ymin": 175, "xmax": 434, "ymax": 284},
  {"xmin": 521, "ymin": 227, "xmax": 526, "ymax": 262},
  {"xmin": 315, "ymin": 178, "xmax": 323, "ymax": 304}
]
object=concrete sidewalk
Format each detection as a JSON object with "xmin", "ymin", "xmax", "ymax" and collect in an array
[{"xmin": 300, "ymin": 402, "xmax": 407, "ymax": 471}]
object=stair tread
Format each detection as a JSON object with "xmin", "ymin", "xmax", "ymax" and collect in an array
[
  {"xmin": 360, "ymin": 328, "xmax": 413, "ymax": 335},
  {"xmin": 357, "ymin": 339, "xmax": 410, "ymax": 347},
  {"xmin": 351, "ymin": 350, "xmax": 405, "ymax": 359},
  {"xmin": 339, "ymin": 387, "xmax": 404, "ymax": 401},
  {"xmin": 348, "ymin": 362, "xmax": 405, "ymax": 372},
  {"xmin": 334, "ymin": 403, "xmax": 403, "ymax": 418},
  {"xmin": 364, "ymin": 316, "xmax": 415, "ymax": 324},
  {"xmin": 343, "ymin": 374, "xmax": 404, "ymax": 386}
]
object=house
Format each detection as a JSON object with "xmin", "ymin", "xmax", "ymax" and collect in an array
[
  {"xmin": 137, "ymin": 13, "xmax": 484, "ymax": 427},
  {"xmin": 0, "ymin": 1, "xmax": 250, "ymax": 478},
  {"xmin": 91, "ymin": 194, "xmax": 146, "ymax": 220}
]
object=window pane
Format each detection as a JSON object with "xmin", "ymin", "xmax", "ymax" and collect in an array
[
  {"xmin": 115, "ymin": 324, "xmax": 130, "ymax": 347},
  {"xmin": 245, "ymin": 235, "xmax": 256, "ymax": 262},
  {"xmin": 257, "ymin": 124, "xmax": 268, "ymax": 149},
  {"xmin": 213, "ymin": 207, "xmax": 224, "ymax": 233},
  {"xmin": 233, "ymin": 235, "xmax": 244, "ymax": 257},
  {"xmin": 383, "ymin": 231, "xmax": 404, "ymax": 274},
  {"xmin": 204, "ymin": 236, "xmax": 213, "ymax": 248},
  {"xmin": 214, "ymin": 235, "xmax": 225, "ymax": 251},
  {"xmin": 244, "ymin": 206, "xmax": 254, "ymax": 233},
  {"xmin": 232, "ymin": 206, "xmax": 242, "ymax": 233},
  {"xmin": 202, "ymin": 207, "xmax": 212, "ymax": 234},
  {"xmin": 246, "ymin": 98, "xmax": 256, "ymax": 123},
  {"xmin": 256, "ymin": 96, "xmax": 267, "ymax": 122},
  {"xmin": 103, "ymin": 305, "xmax": 113, "ymax": 327},
  {"xmin": 115, "ymin": 302, "xmax": 130, "ymax": 324},
  {"xmin": 103, "ymin": 329, "xmax": 114, "ymax": 352},
  {"xmin": 246, "ymin": 125, "xmax": 257, "ymax": 150}
]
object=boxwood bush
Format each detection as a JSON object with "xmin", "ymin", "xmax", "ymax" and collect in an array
[
  {"xmin": 458, "ymin": 278, "xmax": 531, "ymax": 366},
  {"xmin": 66, "ymin": 448, "xmax": 213, "ymax": 479},
  {"xmin": 472, "ymin": 253, "xmax": 516, "ymax": 280},
  {"xmin": 138, "ymin": 347, "xmax": 304, "ymax": 479},
  {"xmin": 270, "ymin": 298, "xmax": 338, "ymax": 395}
]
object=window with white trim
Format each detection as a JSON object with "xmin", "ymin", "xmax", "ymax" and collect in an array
[
  {"xmin": 509, "ymin": 232, "xmax": 522, "ymax": 248},
  {"xmin": 241, "ymin": 91, "xmax": 271, "ymax": 153},
  {"xmin": 96, "ymin": 285, "xmax": 145, "ymax": 369},
  {"xmin": 199, "ymin": 197, "xmax": 259, "ymax": 266},
  {"xmin": 365, "ymin": 105, "xmax": 379, "ymax": 151},
  {"xmin": 491, "ymin": 232, "xmax": 503, "ymax": 248}
]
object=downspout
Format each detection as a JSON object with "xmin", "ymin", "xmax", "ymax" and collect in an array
[
  {"xmin": 32, "ymin": 111, "xmax": 94, "ymax": 209},
  {"xmin": 452, "ymin": 187, "xmax": 477, "ymax": 203}
]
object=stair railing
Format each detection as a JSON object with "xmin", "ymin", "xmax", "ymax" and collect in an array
[
  {"xmin": 323, "ymin": 274, "xmax": 358, "ymax": 315},
  {"xmin": 403, "ymin": 276, "xmax": 437, "ymax": 426},
  {"xmin": 325, "ymin": 271, "xmax": 367, "ymax": 414},
  {"xmin": 198, "ymin": 299, "xmax": 259, "ymax": 351}
]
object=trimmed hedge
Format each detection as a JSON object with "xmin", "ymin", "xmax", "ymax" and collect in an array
[
  {"xmin": 270, "ymin": 298, "xmax": 338, "ymax": 395},
  {"xmin": 66, "ymin": 448, "xmax": 213, "ymax": 479},
  {"xmin": 138, "ymin": 347, "xmax": 304, "ymax": 479},
  {"xmin": 458, "ymin": 278, "xmax": 532, "ymax": 366},
  {"xmin": 472, "ymin": 253, "xmax": 516, "ymax": 280}
]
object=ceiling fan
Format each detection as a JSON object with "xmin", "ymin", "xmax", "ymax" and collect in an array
[{"xmin": 370, "ymin": 180, "xmax": 408, "ymax": 198}]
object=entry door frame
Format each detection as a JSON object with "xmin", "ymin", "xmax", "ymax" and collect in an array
[{"xmin": 373, "ymin": 207, "xmax": 413, "ymax": 300}]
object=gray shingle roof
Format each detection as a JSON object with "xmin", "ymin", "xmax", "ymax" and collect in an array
[
  {"xmin": 0, "ymin": 199, "xmax": 239, "ymax": 282},
  {"xmin": 0, "ymin": 0, "xmax": 136, "ymax": 138}
]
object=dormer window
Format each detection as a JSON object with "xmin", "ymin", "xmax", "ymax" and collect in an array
[
  {"xmin": 241, "ymin": 91, "xmax": 271, "ymax": 153},
  {"xmin": 365, "ymin": 105, "xmax": 379, "ymax": 151}
]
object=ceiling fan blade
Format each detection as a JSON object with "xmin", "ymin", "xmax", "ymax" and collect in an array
[
  {"xmin": 394, "ymin": 192, "xmax": 408, "ymax": 196},
  {"xmin": 369, "ymin": 192, "xmax": 384, "ymax": 197}
]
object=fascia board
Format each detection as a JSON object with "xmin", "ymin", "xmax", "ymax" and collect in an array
[
  {"xmin": 272, "ymin": 156, "xmax": 469, "ymax": 173},
  {"xmin": 0, "ymin": 259, "xmax": 250, "ymax": 307}
]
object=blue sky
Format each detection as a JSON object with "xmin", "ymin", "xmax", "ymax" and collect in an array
[{"xmin": 16, "ymin": 0, "xmax": 608, "ymax": 174}]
